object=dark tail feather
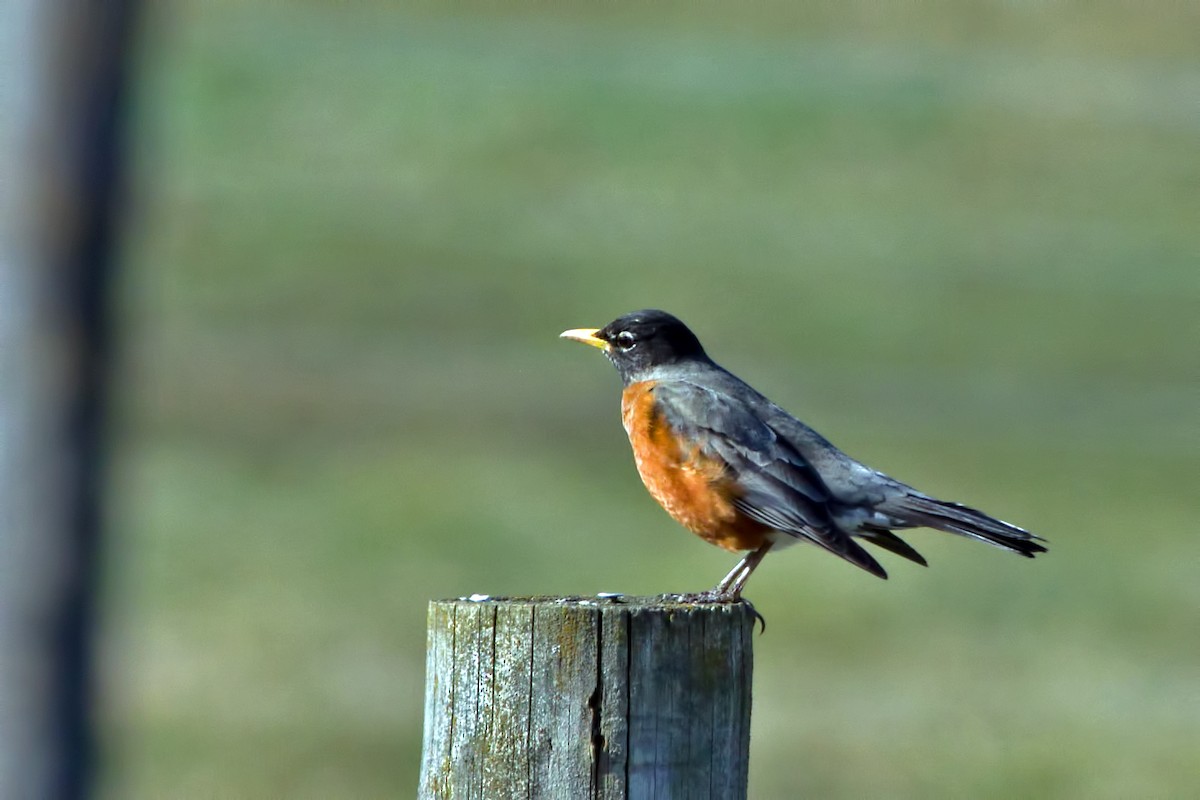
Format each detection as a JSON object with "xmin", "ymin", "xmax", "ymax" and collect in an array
[
  {"xmin": 884, "ymin": 495, "xmax": 1047, "ymax": 557},
  {"xmin": 859, "ymin": 529, "xmax": 928, "ymax": 567},
  {"xmin": 836, "ymin": 536, "xmax": 890, "ymax": 579},
  {"xmin": 794, "ymin": 526, "xmax": 889, "ymax": 580}
]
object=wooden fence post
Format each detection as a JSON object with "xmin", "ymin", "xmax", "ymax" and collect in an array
[{"xmin": 419, "ymin": 596, "xmax": 756, "ymax": 799}]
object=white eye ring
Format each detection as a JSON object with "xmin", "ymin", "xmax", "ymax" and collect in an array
[{"xmin": 614, "ymin": 331, "xmax": 636, "ymax": 350}]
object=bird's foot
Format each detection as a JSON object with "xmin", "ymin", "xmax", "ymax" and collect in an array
[
  {"xmin": 740, "ymin": 598, "xmax": 766, "ymax": 634},
  {"xmin": 657, "ymin": 589, "xmax": 730, "ymax": 604},
  {"xmin": 655, "ymin": 591, "xmax": 766, "ymax": 633}
]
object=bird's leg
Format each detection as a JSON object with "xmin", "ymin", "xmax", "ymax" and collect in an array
[
  {"xmin": 714, "ymin": 541, "xmax": 774, "ymax": 598},
  {"xmin": 657, "ymin": 541, "xmax": 774, "ymax": 628},
  {"xmin": 713, "ymin": 559, "xmax": 749, "ymax": 595}
]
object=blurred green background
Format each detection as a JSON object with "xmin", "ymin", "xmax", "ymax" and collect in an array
[{"xmin": 104, "ymin": 1, "xmax": 1197, "ymax": 797}]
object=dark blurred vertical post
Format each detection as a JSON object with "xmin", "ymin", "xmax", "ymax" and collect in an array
[{"xmin": 0, "ymin": 1, "xmax": 139, "ymax": 798}]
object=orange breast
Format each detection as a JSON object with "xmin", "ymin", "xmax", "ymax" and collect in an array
[{"xmin": 621, "ymin": 381, "xmax": 768, "ymax": 553}]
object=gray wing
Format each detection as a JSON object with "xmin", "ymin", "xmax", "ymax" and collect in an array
[
  {"xmin": 659, "ymin": 366, "xmax": 1045, "ymax": 563},
  {"xmin": 756, "ymin": 387, "xmax": 1046, "ymax": 557},
  {"xmin": 650, "ymin": 381, "xmax": 888, "ymax": 578}
]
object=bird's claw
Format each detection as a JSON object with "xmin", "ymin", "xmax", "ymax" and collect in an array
[{"xmin": 655, "ymin": 592, "xmax": 766, "ymax": 633}]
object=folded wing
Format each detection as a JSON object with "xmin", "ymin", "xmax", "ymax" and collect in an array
[{"xmin": 651, "ymin": 381, "xmax": 888, "ymax": 578}]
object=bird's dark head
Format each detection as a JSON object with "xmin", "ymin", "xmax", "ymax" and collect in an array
[{"xmin": 560, "ymin": 309, "xmax": 709, "ymax": 384}]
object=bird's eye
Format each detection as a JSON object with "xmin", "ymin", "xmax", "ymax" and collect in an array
[{"xmin": 614, "ymin": 331, "xmax": 636, "ymax": 350}]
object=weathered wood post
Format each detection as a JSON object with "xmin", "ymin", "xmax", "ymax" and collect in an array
[{"xmin": 419, "ymin": 596, "xmax": 755, "ymax": 799}]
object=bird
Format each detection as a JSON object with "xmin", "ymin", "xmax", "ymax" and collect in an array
[{"xmin": 560, "ymin": 309, "xmax": 1046, "ymax": 600}]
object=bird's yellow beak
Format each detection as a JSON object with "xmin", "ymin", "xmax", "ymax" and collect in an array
[{"xmin": 559, "ymin": 327, "xmax": 609, "ymax": 350}]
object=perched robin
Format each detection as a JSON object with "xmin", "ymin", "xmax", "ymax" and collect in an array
[{"xmin": 561, "ymin": 309, "xmax": 1046, "ymax": 599}]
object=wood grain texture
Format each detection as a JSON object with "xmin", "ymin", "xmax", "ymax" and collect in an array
[{"xmin": 419, "ymin": 597, "xmax": 756, "ymax": 800}]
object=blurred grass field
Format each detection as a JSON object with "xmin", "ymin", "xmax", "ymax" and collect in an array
[{"xmin": 103, "ymin": 2, "xmax": 1198, "ymax": 797}]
